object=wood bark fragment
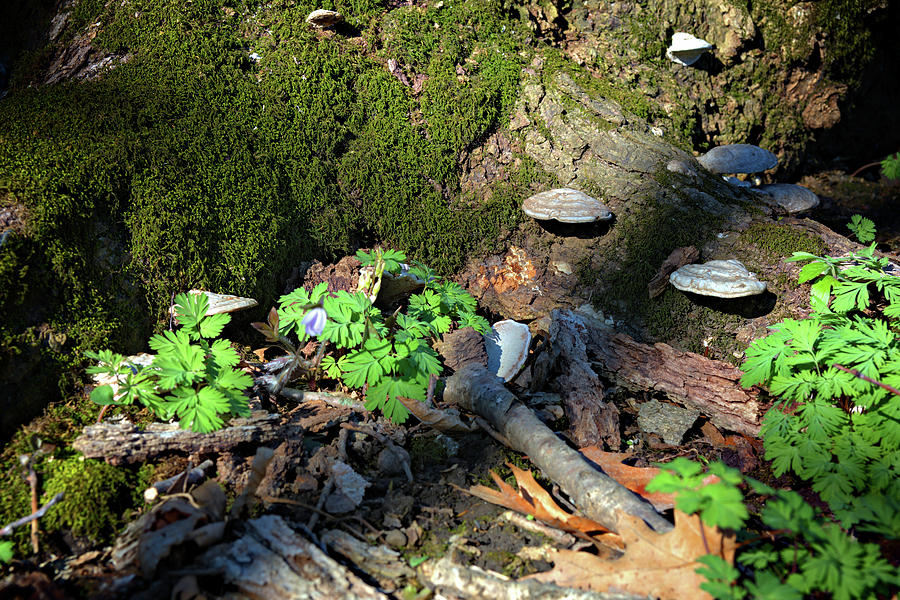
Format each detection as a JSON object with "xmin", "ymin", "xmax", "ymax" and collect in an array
[
  {"xmin": 569, "ymin": 310, "xmax": 762, "ymax": 436},
  {"xmin": 418, "ymin": 555, "xmax": 645, "ymax": 600},
  {"xmin": 72, "ymin": 411, "xmax": 300, "ymax": 465},
  {"xmin": 445, "ymin": 363, "xmax": 672, "ymax": 534},
  {"xmin": 195, "ymin": 515, "xmax": 387, "ymax": 600},
  {"xmin": 549, "ymin": 312, "xmax": 619, "ymax": 448},
  {"xmin": 648, "ymin": 246, "xmax": 700, "ymax": 298}
]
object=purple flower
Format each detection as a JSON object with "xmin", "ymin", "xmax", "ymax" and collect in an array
[{"xmin": 301, "ymin": 307, "xmax": 327, "ymax": 337}]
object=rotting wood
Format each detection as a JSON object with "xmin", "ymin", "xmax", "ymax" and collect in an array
[
  {"xmin": 418, "ymin": 554, "xmax": 645, "ymax": 600},
  {"xmin": 445, "ymin": 363, "xmax": 672, "ymax": 534},
  {"xmin": 194, "ymin": 515, "xmax": 387, "ymax": 600},
  {"xmin": 549, "ymin": 311, "xmax": 619, "ymax": 448},
  {"xmin": 72, "ymin": 411, "xmax": 300, "ymax": 465},
  {"xmin": 562, "ymin": 309, "xmax": 762, "ymax": 436}
]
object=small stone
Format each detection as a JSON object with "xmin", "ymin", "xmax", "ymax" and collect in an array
[
  {"xmin": 637, "ymin": 399, "xmax": 700, "ymax": 445},
  {"xmin": 522, "ymin": 188, "xmax": 613, "ymax": 223},
  {"xmin": 670, "ymin": 259, "xmax": 766, "ymax": 298},
  {"xmin": 756, "ymin": 183, "xmax": 820, "ymax": 213},
  {"xmin": 698, "ymin": 144, "xmax": 778, "ymax": 174},
  {"xmin": 306, "ymin": 9, "xmax": 343, "ymax": 28}
]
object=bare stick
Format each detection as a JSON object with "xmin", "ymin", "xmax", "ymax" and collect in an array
[
  {"xmin": 0, "ymin": 492, "xmax": 65, "ymax": 537},
  {"xmin": 445, "ymin": 364, "xmax": 672, "ymax": 534}
]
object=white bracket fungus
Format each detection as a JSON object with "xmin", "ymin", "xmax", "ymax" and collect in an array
[
  {"xmin": 484, "ymin": 319, "xmax": 531, "ymax": 382},
  {"xmin": 306, "ymin": 9, "xmax": 343, "ymax": 28},
  {"xmin": 698, "ymin": 144, "xmax": 778, "ymax": 174},
  {"xmin": 669, "ymin": 259, "xmax": 766, "ymax": 298},
  {"xmin": 666, "ymin": 32, "xmax": 713, "ymax": 66},
  {"xmin": 522, "ymin": 188, "xmax": 613, "ymax": 223},
  {"xmin": 755, "ymin": 183, "xmax": 820, "ymax": 213}
]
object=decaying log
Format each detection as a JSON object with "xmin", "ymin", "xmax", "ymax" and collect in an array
[
  {"xmin": 564, "ymin": 310, "xmax": 763, "ymax": 436},
  {"xmin": 73, "ymin": 411, "xmax": 300, "ymax": 465},
  {"xmin": 550, "ymin": 312, "xmax": 619, "ymax": 449},
  {"xmin": 418, "ymin": 555, "xmax": 644, "ymax": 600},
  {"xmin": 196, "ymin": 515, "xmax": 386, "ymax": 599},
  {"xmin": 445, "ymin": 364, "xmax": 671, "ymax": 534}
]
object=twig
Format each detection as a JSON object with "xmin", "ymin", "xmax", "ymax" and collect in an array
[
  {"xmin": 849, "ymin": 161, "xmax": 882, "ymax": 178},
  {"xmin": 308, "ymin": 477, "xmax": 335, "ymax": 530},
  {"xmin": 0, "ymin": 492, "xmax": 64, "ymax": 537},
  {"xmin": 25, "ymin": 459, "xmax": 39, "ymax": 553},
  {"xmin": 258, "ymin": 495, "xmax": 337, "ymax": 520},
  {"xmin": 833, "ymin": 363, "xmax": 900, "ymax": 397}
]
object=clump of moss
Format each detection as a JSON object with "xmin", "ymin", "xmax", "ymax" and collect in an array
[
  {"xmin": 0, "ymin": 0, "xmax": 541, "ymax": 430},
  {"xmin": 39, "ymin": 457, "xmax": 140, "ymax": 542},
  {"xmin": 0, "ymin": 450, "xmax": 150, "ymax": 555},
  {"xmin": 738, "ymin": 222, "xmax": 827, "ymax": 260}
]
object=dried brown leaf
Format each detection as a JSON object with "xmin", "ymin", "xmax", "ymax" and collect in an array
[
  {"xmin": 528, "ymin": 510, "xmax": 737, "ymax": 600},
  {"xmin": 463, "ymin": 464, "xmax": 623, "ymax": 549}
]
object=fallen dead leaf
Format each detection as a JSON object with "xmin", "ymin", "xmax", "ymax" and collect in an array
[
  {"xmin": 579, "ymin": 447, "xmax": 674, "ymax": 511},
  {"xmin": 528, "ymin": 510, "xmax": 737, "ymax": 600},
  {"xmin": 461, "ymin": 464, "xmax": 623, "ymax": 551},
  {"xmin": 580, "ymin": 446, "xmax": 720, "ymax": 511}
]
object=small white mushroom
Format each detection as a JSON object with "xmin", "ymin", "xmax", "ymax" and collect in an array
[
  {"xmin": 484, "ymin": 320, "xmax": 531, "ymax": 382},
  {"xmin": 306, "ymin": 9, "xmax": 343, "ymax": 28},
  {"xmin": 669, "ymin": 259, "xmax": 766, "ymax": 298},
  {"xmin": 666, "ymin": 32, "xmax": 713, "ymax": 66},
  {"xmin": 171, "ymin": 290, "xmax": 259, "ymax": 316},
  {"xmin": 699, "ymin": 144, "xmax": 778, "ymax": 174},
  {"xmin": 756, "ymin": 183, "xmax": 820, "ymax": 213},
  {"xmin": 522, "ymin": 188, "xmax": 613, "ymax": 223},
  {"xmin": 666, "ymin": 159, "xmax": 698, "ymax": 179}
]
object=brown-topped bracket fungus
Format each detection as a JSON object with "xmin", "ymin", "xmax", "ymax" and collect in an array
[
  {"xmin": 754, "ymin": 183, "xmax": 820, "ymax": 213},
  {"xmin": 484, "ymin": 319, "xmax": 531, "ymax": 382},
  {"xmin": 306, "ymin": 9, "xmax": 343, "ymax": 28},
  {"xmin": 666, "ymin": 32, "xmax": 713, "ymax": 66},
  {"xmin": 698, "ymin": 144, "xmax": 778, "ymax": 175},
  {"xmin": 669, "ymin": 259, "xmax": 766, "ymax": 298},
  {"xmin": 522, "ymin": 188, "xmax": 613, "ymax": 223},
  {"xmin": 170, "ymin": 290, "xmax": 258, "ymax": 317}
]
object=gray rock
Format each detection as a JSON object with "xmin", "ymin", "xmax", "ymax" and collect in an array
[{"xmin": 637, "ymin": 399, "xmax": 700, "ymax": 445}]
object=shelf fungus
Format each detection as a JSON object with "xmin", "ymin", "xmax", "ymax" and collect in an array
[
  {"xmin": 669, "ymin": 259, "xmax": 766, "ymax": 298},
  {"xmin": 484, "ymin": 319, "xmax": 531, "ymax": 382},
  {"xmin": 522, "ymin": 188, "xmax": 613, "ymax": 223},
  {"xmin": 755, "ymin": 183, "xmax": 820, "ymax": 213},
  {"xmin": 666, "ymin": 32, "xmax": 713, "ymax": 66},
  {"xmin": 306, "ymin": 9, "xmax": 343, "ymax": 28},
  {"xmin": 699, "ymin": 144, "xmax": 778, "ymax": 174},
  {"xmin": 170, "ymin": 290, "xmax": 258, "ymax": 317}
]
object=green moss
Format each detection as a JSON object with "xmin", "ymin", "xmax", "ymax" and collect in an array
[
  {"xmin": 738, "ymin": 222, "xmax": 827, "ymax": 260},
  {"xmin": 40, "ymin": 457, "xmax": 141, "ymax": 541},
  {"xmin": 0, "ymin": 0, "xmax": 540, "ymax": 428},
  {"xmin": 0, "ymin": 445, "xmax": 150, "ymax": 554}
]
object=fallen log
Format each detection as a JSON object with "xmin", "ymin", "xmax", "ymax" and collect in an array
[
  {"xmin": 567, "ymin": 310, "xmax": 763, "ymax": 436},
  {"xmin": 445, "ymin": 363, "xmax": 672, "ymax": 534},
  {"xmin": 418, "ymin": 554, "xmax": 644, "ymax": 600},
  {"xmin": 195, "ymin": 515, "xmax": 387, "ymax": 600},
  {"xmin": 73, "ymin": 411, "xmax": 299, "ymax": 465}
]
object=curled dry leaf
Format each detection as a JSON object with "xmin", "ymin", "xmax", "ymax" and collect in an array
[
  {"xmin": 528, "ymin": 510, "xmax": 737, "ymax": 600},
  {"xmin": 461, "ymin": 463, "xmax": 623, "ymax": 551},
  {"xmin": 397, "ymin": 396, "xmax": 477, "ymax": 434}
]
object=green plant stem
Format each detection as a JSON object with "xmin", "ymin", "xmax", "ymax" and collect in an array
[{"xmin": 832, "ymin": 363, "xmax": 900, "ymax": 397}]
